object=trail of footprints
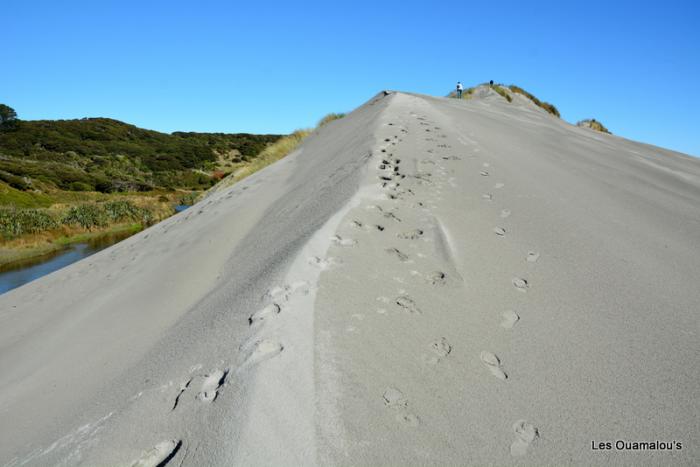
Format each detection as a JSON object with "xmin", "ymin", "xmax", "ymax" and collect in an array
[
  {"xmin": 132, "ymin": 278, "xmax": 311, "ymax": 465},
  {"xmin": 134, "ymin": 111, "xmax": 542, "ymax": 464},
  {"xmin": 371, "ymin": 113, "xmax": 541, "ymax": 456}
]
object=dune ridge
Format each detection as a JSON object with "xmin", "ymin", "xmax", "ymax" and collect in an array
[{"xmin": 1, "ymin": 90, "xmax": 699, "ymax": 466}]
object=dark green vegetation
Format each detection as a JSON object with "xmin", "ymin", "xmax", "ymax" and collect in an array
[
  {"xmin": 0, "ymin": 117, "xmax": 282, "ymax": 194},
  {"xmin": 577, "ymin": 118, "xmax": 611, "ymax": 134},
  {"xmin": 0, "ymin": 105, "xmax": 285, "ymax": 266},
  {"xmin": 0, "ymin": 105, "xmax": 18, "ymax": 129}
]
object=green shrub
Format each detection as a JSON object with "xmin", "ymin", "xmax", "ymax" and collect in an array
[
  {"xmin": 62, "ymin": 204, "xmax": 109, "ymax": 229},
  {"xmin": 69, "ymin": 181, "xmax": 92, "ymax": 191},
  {"xmin": 178, "ymin": 192, "xmax": 200, "ymax": 205}
]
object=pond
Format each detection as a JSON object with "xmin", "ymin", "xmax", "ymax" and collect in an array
[{"xmin": 0, "ymin": 229, "xmax": 135, "ymax": 295}]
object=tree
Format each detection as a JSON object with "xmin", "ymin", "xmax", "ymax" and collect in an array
[{"xmin": 0, "ymin": 104, "xmax": 18, "ymax": 129}]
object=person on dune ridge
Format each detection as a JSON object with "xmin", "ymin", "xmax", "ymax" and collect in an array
[{"xmin": 456, "ymin": 81, "xmax": 463, "ymax": 98}]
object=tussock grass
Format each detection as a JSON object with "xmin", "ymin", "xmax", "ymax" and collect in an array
[
  {"xmin": 220, "ymin": 130, "xmax": 311, "ymax": 188},
  {"xmin": 577, "ymin": 118, "xmax": 611, "ymax": 134},
  {"xmin": 0, "ymin": 199, "xmax": 166, "ymax": 240},
  {"xmin": 492, "ymin": 85, "xmax": 513, "ymax": 103},
  {"xmin": 318, "ymin": 113, "xmax": 346, "ymax": 127},
  {"xmin": 508, "ymin": 85, "xmax": 560, "ymax": 117},
  {"xmin": 210, "ymin": 113, "xmax": 345, "ymax": 193}
]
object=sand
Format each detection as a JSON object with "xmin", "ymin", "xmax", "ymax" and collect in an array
[{"xmin": 1, "ymin": 88, "xmax": 698, "ymax": 466}]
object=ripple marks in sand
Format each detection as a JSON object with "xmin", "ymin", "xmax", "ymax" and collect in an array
[{"xmin": 510, "ymin": 420, "xmax": 539, "ymax": 457}]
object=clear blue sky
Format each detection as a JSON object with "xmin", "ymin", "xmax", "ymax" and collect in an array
[{"xmin": 3, "ymin": 0, "xmax": 699, "ymax": 156}]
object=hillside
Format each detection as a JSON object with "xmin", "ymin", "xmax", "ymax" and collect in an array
[
  {"xmin": 1, "ymin": 91, "xmax": 698, "ymax": 466},
  {"xmin": 0, "ymin": 118, "xmax": 281, "ymax": 194}
]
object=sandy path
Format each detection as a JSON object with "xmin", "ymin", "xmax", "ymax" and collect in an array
[{"xmin": 313, "ymin": 92, "xmax": 699, "ymax": 465}]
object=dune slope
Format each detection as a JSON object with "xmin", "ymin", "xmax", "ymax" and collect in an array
[{"xmin": 1, "ymin": 90, "xmax": 699, "ymax": 466}]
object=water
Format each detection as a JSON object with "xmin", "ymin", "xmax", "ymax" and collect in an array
[
  {"xmin": 175, "ymin": 204, "xmax": 190, "ymax": 213},
  {"xmin": 0, "ymin": 230, "xmax": 134, "ymax": 295}
]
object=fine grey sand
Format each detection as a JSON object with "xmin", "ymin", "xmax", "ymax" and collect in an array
[{"xmin": 1, "ymin": 88, "xmax": 699, "ymax": 466}]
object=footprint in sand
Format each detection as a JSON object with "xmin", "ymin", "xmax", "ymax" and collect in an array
[
  {"xmin": 383, "ymin": 387, "xmax": 408, "ymax": 407},
  {"xmin": 331, "ymin": 235, "xmax": 357, "ymax": 247},
  {"xmin": 510, "ymin": 420, "xmax": 539, "ymax": 457},
  {"xmin": 512, "ymin": 277, "xmax": 529, "ymax": 292},
  {"xmin": 131, "ymin": 440, "xmax": 181, "ymax": 467},
  {"xmin": 396, "ymin": 411, "xmax": 421, "ymax": 427},
  {"xmin": 493, "ymin": 227, "xmax": 506, "ymax": 236},
  {"xmin": 428, "ymin": 337, "xmax": 452, "ymax": 363},
  {"xmin": 480, "ymin": 351, "xmax": 508, "ymax": 380},
  {"xmin": 385, "ymin": 247, "xmax": 410, "ymax": 262},
  {"xmin": 500, "ymin": 310, "xmax": 520, "ymax": 329},
  {"xmin": 249, "ymin": 303, "xmax": 281, "ymax": 325},
  {"xmin": 308, "ymin": 256, "xmax": 336, "ymax": 270},
  {"xmin": 500, "ymin": 209, "xmax": 511, "ymax": 218},
  {"xmin": 480, "ymin": 171, "xmax": 490, "ymax": 176},
  {"xmin": 395, "ymin": 295, "xmax": 421, "ymax": 313},
  {"xmin": 494, "ymin": 183, "xmax": 505, "ymax": 189},
  {"xmin": 426, "ymin": 271, "xmax": 447, "ymax": 286},
  {"xmin": 397, "ymin": 229, "xmax": 424, "ymax": 240},
  {"xmin": 244, "ymin": 340, "xmax": 284, "ymax": 366},
  {"xmin": 482, "ymin": 193, "xmax": 493, "ymax": 201},
  {"xmin": 383, "ymin": 388, "xmax": 420, "ymax": 427},
  {"xmin": 196, "ymin": 369, "xmax": 229, "ymax": 403},
  {"xmin": 526, "ymin": 251, "xmax": 540, "ymax": 263},
  {"xmin": 171, "ymin": 378, "xmax": 191, "ymax": 411}
]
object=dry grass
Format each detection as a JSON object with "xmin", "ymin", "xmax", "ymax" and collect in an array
[
  {"xmin": 577, "ymin": 119, "xmax": 611, "ymax": 134},
  {"xmin": 318, "ymin": 113, "xmax": 345, "ymax": 127},
  {"xmin": 508, "ymin": 85, "xmax": 560, "ymax": 118},
  {"xmin": 492, "ymin": 85, "xmax": 513, "ymax": 103}
]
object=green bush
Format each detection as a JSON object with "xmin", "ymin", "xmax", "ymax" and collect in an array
[
  {"xmin": 69, "ymin": 181, "xmax": 92, "ymax": 191},
  {"xmin": 0, "ymin": 118, "xmax": 283, "ymax": 193}
]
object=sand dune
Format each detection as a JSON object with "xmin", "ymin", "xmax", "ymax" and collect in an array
[{"xmin": 1, "ymin": 88, "xmax": 699, "ymax": 466}]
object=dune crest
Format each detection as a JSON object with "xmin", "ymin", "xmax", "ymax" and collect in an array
[{"xmin": 1, "ymin": 90, "xmax": 699, "ymax": 466}]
